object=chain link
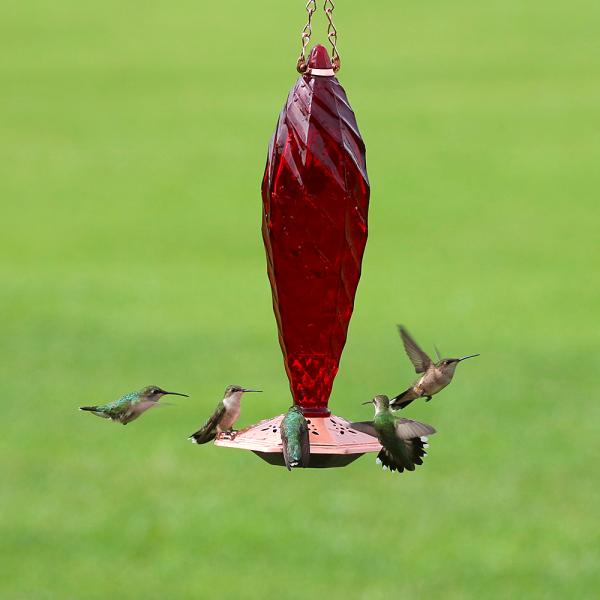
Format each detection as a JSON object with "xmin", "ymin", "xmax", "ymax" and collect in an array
[
  {"xmin": 324, "ymin": 0, "xmax": 340, "ymax": 72},
  {"xmin": 296, "ymin": 0, "xmax": 341, "ymax": 73},
  {"xmin": 297, "ymin": 0, "xmax": 318, "ymax": 73}
]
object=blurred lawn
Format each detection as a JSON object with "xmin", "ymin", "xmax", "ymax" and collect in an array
[{"xmin": 1, "ymin": 1, "xmax": 599, "ymax": 598}]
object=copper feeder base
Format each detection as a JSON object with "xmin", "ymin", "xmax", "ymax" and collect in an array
[{"xmin": 214, "ymin": 414, "xmax": 381, "ymax": 469}]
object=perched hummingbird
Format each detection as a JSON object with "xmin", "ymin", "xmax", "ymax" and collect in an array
[
  {"xmin": 352, "ymin": 395, "xmax": 436, "ymax": 473},
  {"xmin": 189, "ymin": 385, "xmax": 261, "ymax": 444},
  {"xmin": 79, "ymin": 385, "xmax": 188, "ymax": 425},
  {"xmin": 280, "ymin": 405, "xmax": 310, "ymax": 470},
  {"xmin": 391, "ymin": 325, "xmax": 479, "ymax": 409}
]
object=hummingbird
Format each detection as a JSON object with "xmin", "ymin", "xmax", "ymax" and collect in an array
[
  {"xmin": 352, "ymin": 395, "xmax": 436, "ymax": 473},
  {"xmin": 189, "ymin": 385, "xmax": 261, "ymax": 444},
  {"xmin": 280, "ymin": 405, "xmax": 310, "ymax": 470},
  {"xmin": 391, "ymin": 325, "xmax": 479, "ymax": 410},
  {"xmin": 79, "ymin": 385, "xmax": 188, "ymax": 425}
]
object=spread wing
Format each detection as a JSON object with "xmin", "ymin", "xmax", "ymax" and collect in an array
[
  {"xmin": 394, "ymin": 417, "xmax": 436, "ymax": 440},
  {"xmin": 189, "ymin": 403, "xmax": 226, "ymax": 444},
  {"xmin": 398, "ymin": 325, "xmax": 432, "ymax": 373},
  {"xmin": 349, "ymin": 421, "xmax": 378, "ymax": 438}
]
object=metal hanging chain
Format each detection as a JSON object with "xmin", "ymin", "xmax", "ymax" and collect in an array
[
  {"xmin": 324, "ymin": 0, "xmax": 341, "ymax": 72},
  {"xmin": 296, "ymin": 0, "xmax": 341, "ymax": 73},
  {"xmin": 297, "ymin": 0, "xmax": 318, "ymax": 73}
]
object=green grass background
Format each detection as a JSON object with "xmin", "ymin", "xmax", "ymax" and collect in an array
[{"xmin": 1, "ymin": 1, "xmax": 599, "ymax": 598}]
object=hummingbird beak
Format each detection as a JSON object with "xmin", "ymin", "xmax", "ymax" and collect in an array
[
  {"xmin": 242, "ymin": 389, "xmax": 262, "ymax": 393},
  {"xmin": 361, "ymin": 401, "xmax": 372, "ymax": 405},
  {"xmin": 164, "ymin": 391, "xmax": 189, "ymax": 397},
  {"xmin": 458, "ymin": 354, "xmax": 480, "ymax": 362}
]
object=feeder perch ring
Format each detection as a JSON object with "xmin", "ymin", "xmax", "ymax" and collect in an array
[{"xmin": 215, "ymin": 414, "xmax": 381, "ymax": 468}]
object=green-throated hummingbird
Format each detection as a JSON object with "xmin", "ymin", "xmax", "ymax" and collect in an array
[
  {"xmin": 352, "ymin": 395, "xmax": 436, "ymax": 473},
  {"xmin": 189, "ymin": 385, "xmax": 261, "ymax": 444},
  {"xmin": 79, "ymin": 385, "xmax": 188, "ymax": 425},
  {"xmin": 391, "ymin": 325, "xmax": 479, "ymax": 409},
  {"xmin": 280, "ymin": 405, "xmax": 310, "ymax": 470}
]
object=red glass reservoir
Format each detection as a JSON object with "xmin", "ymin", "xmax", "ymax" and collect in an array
[{"xmin": 261, "ymin": 45, "xmax": 370, "ymax": 417}]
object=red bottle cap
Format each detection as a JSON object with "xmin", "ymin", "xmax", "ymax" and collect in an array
[{"xmin": 307, "ymin": 45, "xmax": 333, "ymax": 71}]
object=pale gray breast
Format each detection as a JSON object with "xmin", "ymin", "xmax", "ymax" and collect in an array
[
  {"xmin": 127, "ymin": 400, "xmax": 157, "ymax": 421},
  {"xmin": 430, "ymin": 368, "xmax": 452, "ymax": 392},
  {"xmin": 219, "ymin": 394, "xmax": 242, "ymax": 430},
  {"xmin": 417, "ymin": 369, "xmax": 451, "ymax": 395},
  {"xmin": 133, "ymin": 400, "xmax": 157, "ymax": 414}
]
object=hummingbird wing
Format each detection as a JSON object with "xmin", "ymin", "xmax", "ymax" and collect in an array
[
  {"xmin": 299, "ymin": 417, "xmax": 310, "ymax": 468},
  {"xmin": 189, "ymin": 403, "xmax": 226, "ymax": 444},
  {"xmin": 349, "ymin": 421, "xmax": 378, "ymax": 438},
  {"xmin": 95, "ymin": 398, "xmax": 133, "ymax": 420},
  {"xmin": 394, "ymin": 417, "xmax": 436, "ymax": 440},
  {"xmin": 398, "ymin": 326, "xmax": 433, "ymax": 373},
  {"xmin": 280, "ymin": 424, "xmax": 292, "ymax": 470}
]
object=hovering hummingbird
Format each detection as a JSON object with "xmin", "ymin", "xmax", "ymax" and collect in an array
[
  {"xmin": 352, "ymin": 395, "xmax": 436, "ymax": 473},
  {"xmin": 391, "ymin": 325, "xmax": 479, "ymax": 410},
  {"xmin": 189, "ymin": 385, "xmax": 261, "ymax": 444},
  {"xmin": 280, "ymin": 405, "xmax": 310, "ymax": 470},
  {"xmin": 79, "ymin": 385, "xmax": 188, "ymax": 425}
]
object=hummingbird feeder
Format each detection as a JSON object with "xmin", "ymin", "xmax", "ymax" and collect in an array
[{"xmin": 215, "ymin": 1, "xmax": 381, "ymax": 467}]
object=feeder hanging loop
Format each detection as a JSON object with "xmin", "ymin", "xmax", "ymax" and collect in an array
[{"xmin": 297, "ymin": 0, "xmax": 341, "ymax": 74}]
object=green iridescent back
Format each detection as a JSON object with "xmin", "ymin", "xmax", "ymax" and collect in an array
[{"xmin": 98, "ymin": 389, "xmax": 143, "ymax": 414}]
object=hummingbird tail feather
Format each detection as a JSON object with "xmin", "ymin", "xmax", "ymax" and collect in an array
[
  {"xmin": 407, "ymin": 437, "xmax": 428, "ymax": 466},
  {"xmin": 377, "ymin": 447, "xmax": 407, "ymax": 472},
  {"xmin": 390, "ymin": 388, "xmax": 417, "ymax": 410},
  {"xmin": 79, "ymin": 406, "xmax": 111, "ymax": 419},
  {"xmin": 377, "ymin": 437, "xmax": 428, "ymax": 474},
  {"xmin": 189, "ymin": 430, "xmax": 216, "ymax": 444}
]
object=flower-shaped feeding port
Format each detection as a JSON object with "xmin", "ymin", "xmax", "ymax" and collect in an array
[{"xmin": 214, "ymin": 45, "xmax": 377, "ymax": 467}]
